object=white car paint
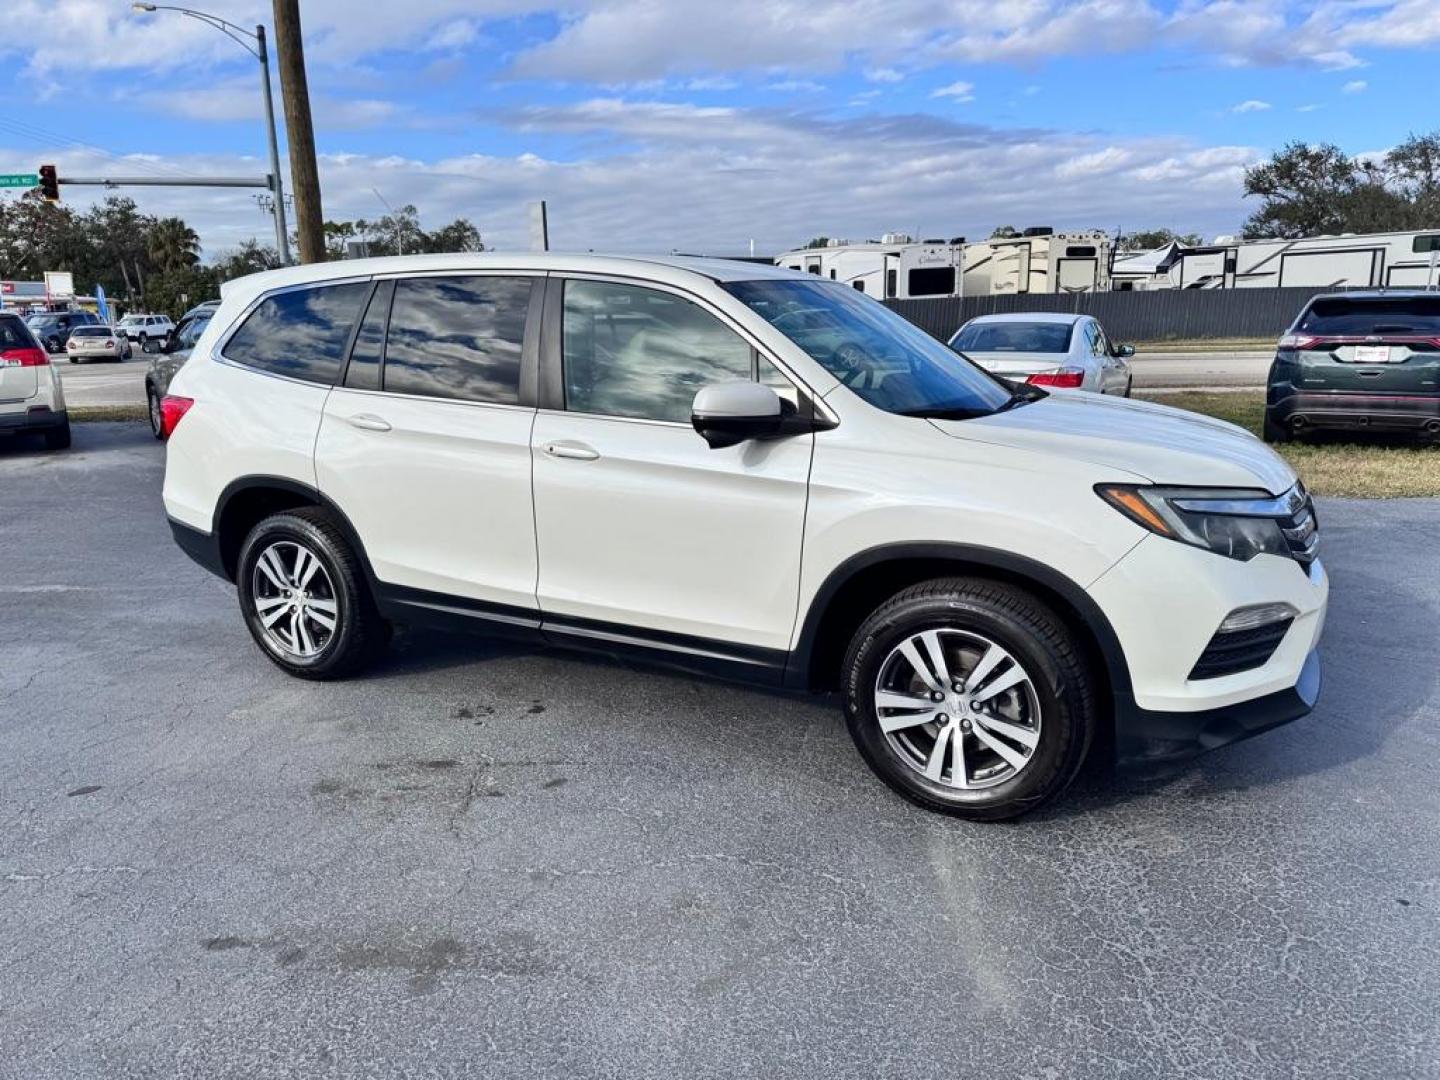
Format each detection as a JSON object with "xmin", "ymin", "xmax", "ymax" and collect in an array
[
  {"xmin": 163, "ymin": 252, "xmax": 1325, "ymax": 728},
  {"xmin": 948, "ymin": 312, "xmax": 1133, "ymax": 395}
]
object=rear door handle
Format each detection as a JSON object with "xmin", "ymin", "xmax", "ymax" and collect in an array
[
  {"xmin": 543, "ymin": 440, "xmax": 600, "ymax": 461},
  {"xmin": 347, "ymin": 413, "xmax": 391, "ymax": 432}
]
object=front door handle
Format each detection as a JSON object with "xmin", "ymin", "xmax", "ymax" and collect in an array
[
  {"xmin": 347, "ymin": 413, "xmax": 391, "ymax": 432},
  {"xmin": 543, "ymin": 440, "xmax": 600, "ymax": 461}
]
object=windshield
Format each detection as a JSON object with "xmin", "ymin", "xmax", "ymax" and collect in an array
[
  {"xmin": 26, "ymin": 315, "xmax": 58, "ymax": 329},
  {"xmin": 723, "ymin": 278, "xmax": 1013, "ymax": 418},
  {"xmin": 950, "ymin": 321, "xmax": 1074, "ymax": 353},
  {"xmin": 1298, "ymin": 296, "xmax": 1440, "ymax": 336},
  {"xmin": 119, "ymin": 315, "xmax": 143, "ymax": 325}
]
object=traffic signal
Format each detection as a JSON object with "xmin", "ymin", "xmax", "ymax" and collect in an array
[{"xmin": 38, "ymin": 165, "xmax": 59, "ymax": 202}]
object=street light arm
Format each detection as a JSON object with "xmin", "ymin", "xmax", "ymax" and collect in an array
[{"xmin": 133, "ymin": 4, "xmax": 261, "ymax": 59}]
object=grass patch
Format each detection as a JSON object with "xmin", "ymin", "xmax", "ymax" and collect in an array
[
  {"xmin": 71, "ymin": 404, "xmax": 148, "ymax": 423},
  {"xmin": 1138, "ymin": 391, "xmax": 1440, "ymax": 499}
]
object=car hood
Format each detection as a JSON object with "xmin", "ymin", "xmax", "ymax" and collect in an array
[{"xmin": 930, "ymin": 390, "xmax": 1297, "ymax": 492}]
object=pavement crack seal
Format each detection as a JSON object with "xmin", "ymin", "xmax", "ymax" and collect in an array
[{"xmin": 448, "ymin": 755, "xmax": 498, "ymax": 836}]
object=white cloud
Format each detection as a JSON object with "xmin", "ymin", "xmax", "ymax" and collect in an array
[
  {"xmin": 931, "ymin": 81, "xmax": 976, "ymax": 102},
  {"xmin": 766, "ymin": 79, "xmax": 826, "ymax": 94},
  {"xmin": 1231, "ymin": 99, "xmax": 1272, "ymax": 113},
  {"xmin": 1, "ymin": 106, "xmax": 1265, "ymax": 260},
  {"xmin": 1296, "ymin": 103, "xmax": 1321, "ymax": 113},
  {"xmin": 864, "ymin": 67, "xmax": 905, "ymax": 83},
  {"xmin": 1343, "ymin": 79, "xmax": 1368, "ymax": 93}
]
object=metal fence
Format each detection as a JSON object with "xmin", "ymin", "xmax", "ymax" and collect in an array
[{"xmin": 885, "ymin": 287, "xmax": 1329, "ymax": 343}]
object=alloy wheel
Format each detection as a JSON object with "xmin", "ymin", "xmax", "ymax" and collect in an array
[
  {"xmin": 873, "ymin": 628, "xmax": 1042, "ymax": 790},
  {"xmin": 251, "ymin": 540, "xmax": 339, "ymax": 659}
]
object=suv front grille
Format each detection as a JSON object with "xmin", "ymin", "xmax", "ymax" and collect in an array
[{"xmin": 1189, "ymin": 619, "xmax": 1293, "ymax": 680}]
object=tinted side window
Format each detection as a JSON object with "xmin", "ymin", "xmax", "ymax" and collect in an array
[
  {"xmin": 345, "ymin": 280, "xmax": 392, "ymax": 392},
  {"xmin": 562, "ymin": 280, "xmax": 753, "ymax": 423},
  {"xmin": 384, "ymin": 276, "xmax": 530, "ymax": 404},
  {"xmin": 224, "ymin": 282, "xmax": 369, "ymax": 384}
]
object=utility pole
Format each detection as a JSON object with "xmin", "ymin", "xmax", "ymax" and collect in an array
[{"xmin": 272, "ymin": 0, "xmax": 324, "ymax": 263}]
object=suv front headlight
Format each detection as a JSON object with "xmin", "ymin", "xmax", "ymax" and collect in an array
[{"xmin": 1096, "ymin": 484, "xmax": 1295, "ymax": 562}]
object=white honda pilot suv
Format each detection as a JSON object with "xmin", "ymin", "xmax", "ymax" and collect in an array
[{"xmin": 162, "ymin": 255, "xmax": 1326, "ymax": 820}]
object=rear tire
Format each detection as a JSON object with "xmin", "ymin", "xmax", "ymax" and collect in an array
[
  {"xmin": 841, "ymin": 577, "xmax": 1097, "ymax": 821},
  {"xmin": 236, "ymin": 508, "xmax": 389, "ymax": 680},
  {"xmin": 43, "ymin": 423, "xmax": 71, "ymax": 451},
  {"xmin": 1263, "ymin": 412, "xmax": 1292, "ymax": 444}
]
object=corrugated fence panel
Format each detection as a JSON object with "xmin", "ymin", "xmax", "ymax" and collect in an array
[{"xmin": 886, "ymin": 287, "xmax": 1328, "ymax": 342}]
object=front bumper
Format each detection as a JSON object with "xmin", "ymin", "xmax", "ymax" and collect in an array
[
  {"xmin": 1115, "ymin": 648, "xmax": 1320, "ymax": 764},
  {"xmin": 1088, "ymin": 532, "xmax": 1328, "ymax": 764}
]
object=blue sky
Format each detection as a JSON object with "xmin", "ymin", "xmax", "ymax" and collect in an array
[{"xmin": 2, "ymin": 1, "xmax": 1437, "ymax": 258}]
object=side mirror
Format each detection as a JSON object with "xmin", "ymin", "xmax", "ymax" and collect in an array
[
  {"xmin": 691, "ymin": 381, "xmax": 788, "ymax": 449},
  {"xmin": 1114, "ymin": 343, "xmax": 1136, "ymax": 358}
]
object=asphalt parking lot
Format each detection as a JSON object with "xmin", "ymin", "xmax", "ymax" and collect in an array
[{"xmin": 3, "ymin": 423, "xmax": 1438, "ymax": 1080}]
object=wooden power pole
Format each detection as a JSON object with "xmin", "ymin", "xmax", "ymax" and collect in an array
[{"xmin": 272, "ymin": 0, "xmax": 325, "ymax": 263}]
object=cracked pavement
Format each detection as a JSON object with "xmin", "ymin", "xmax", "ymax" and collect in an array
[{"xmin": 2, "ymin": 423, "xmax": 1438, "ymax": 1079}]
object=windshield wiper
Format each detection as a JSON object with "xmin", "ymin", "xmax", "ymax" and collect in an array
[{"xmin": 995, "ymin": 383, "xmax": 1047, "ymax": 412}]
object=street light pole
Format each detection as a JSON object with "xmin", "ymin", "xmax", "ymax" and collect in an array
[
  {"xmin": 131, "ymin": 3, "xmax": 292, "ymax": 265},
  {"xmin": 254, "ymin": 25, "xmax": 291, "ymax": 266}
]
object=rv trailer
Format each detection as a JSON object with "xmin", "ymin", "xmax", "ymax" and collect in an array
[
  {"xmin": 1150, "ymin": 229, "xmax": 1440, "ymax": 290},
  {"xmin": 960, "ymin": 229, "xmax": 1113, "ymax": 295},
  {"xmin": 774, "ymin": 235, "xmax": 967, "ymax": 299}
]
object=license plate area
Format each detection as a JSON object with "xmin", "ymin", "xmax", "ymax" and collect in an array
[{"xmin": 1350, "ymin": 345, "xmax": 1395, "ymax": 364}]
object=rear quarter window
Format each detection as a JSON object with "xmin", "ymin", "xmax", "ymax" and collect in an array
[
  {"xmin": 1297, "ymin": 296, "xmax": 1440, "ymax": 336},
  {"xmin": 223, "ymin": 282, "xmax": 370, "ymax": 384},
  {"xmin": 1, "ymin": 317, "xmax": 38, "ymax": 349}
]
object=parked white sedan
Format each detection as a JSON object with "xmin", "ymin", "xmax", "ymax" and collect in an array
[
  {"xmin": 65, "ymin": 325, "xmax": 133, "ymax": 362},
  {"xmin": 948, "ymin": 313, "xmax": 1134, "ymax": 395}
]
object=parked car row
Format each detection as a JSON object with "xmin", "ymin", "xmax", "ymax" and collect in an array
[{"xmin": 157, "ymin": 253, "xmax": 1326, "ymax": 821}]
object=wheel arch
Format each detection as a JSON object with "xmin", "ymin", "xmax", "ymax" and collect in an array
[
  {"xmin": 212, "ymin": 476, "xmax": 375, "ymax": 586},
  {"xmin": 786, "ymin": 543, "xmax": 1133, "ymax": 712}
]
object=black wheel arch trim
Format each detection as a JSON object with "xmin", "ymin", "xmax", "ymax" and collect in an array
[{"xmin": 784, "ymin": 541, "xmax": 1135, "ymax": 702}]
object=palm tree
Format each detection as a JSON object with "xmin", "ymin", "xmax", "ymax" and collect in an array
[{"xmin": 147, "ymin": 218, "xmax": 201, "ymax": 273}]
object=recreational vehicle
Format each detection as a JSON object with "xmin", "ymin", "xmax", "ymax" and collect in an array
[
  {"xmin": 775, "ymin": 228, "xmax": 1112, "ymax": 298},
  {"xmin": 1129, "ymin": 229, "xmax": 1440, "ymax": 291},
  {"xmin": 775, "ymin": 236, "xmax": 967, "ymax": 299}
]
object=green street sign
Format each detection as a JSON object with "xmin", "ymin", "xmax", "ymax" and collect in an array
[{"xmin": 0, "ymin": 174, "xmax": 39, "ymax": 189}]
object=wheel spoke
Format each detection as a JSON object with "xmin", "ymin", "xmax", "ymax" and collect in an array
[
  {"xmin": 972, "ymin": 723, "xmax": 1029, "ymax": 771},
  {"xmin": 260, "ymin": 604, "xmax": 290, "ymax": 629},
  {"xmin": 918, "ymin": 631, "xmax": 951, "ymax": 687},
  {"xmin": 297, "ymin": 550, "xmax": 322, "ymax": 590},
  {"xmin": 949, "ymin": 727, "xmax": 969, "ymax": 788},
  {"xmin": 963, "ymin": 643, "xmax": 1006, "ymax": 693},
  {"xmin": 306, "ymin": 597, "xmax": 337, "ymax": 614},
  {"xmin": 290, "ymin": 547, "xmax": 311, "ymax": 588},
  {"xmin": 973, "ymin": 712, "xmax": 1039, "ymax": 751},
  {"xmin": 294, "ymin": 614, "xmax": 315, "ymax": 655},
  {"xmin": 898, "ymin": 638, "xmax": 944, "ymax": 693},
  {"xmin": 307, "ymin": 607, "xmax": 336, "ymax": 633},
  {"xmin": 924, "ymin": 724, "xmax": 952, "ymax": 781},
  {"xmin": 971, "ymin": 664, "xmax": 1029, "ymax": 703},
  {"xmin": 256, "ymin": 549, "xmax": 288, "ymax": 590},
  {"xmin": 255, "ymin": 595, "xmax": 289, "ymax": 615}
]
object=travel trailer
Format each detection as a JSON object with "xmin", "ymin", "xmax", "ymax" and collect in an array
[
  {"xmin": 774, "ymin": 236, "xmax": 967, "ymax": 299},
  {"xmin": 775, "ymin": 228, "xmax": 1113, "ymax": 298},
  {"xmin": 1119, "ymin": 229, "xmax": 1440, "ymax": 291}
]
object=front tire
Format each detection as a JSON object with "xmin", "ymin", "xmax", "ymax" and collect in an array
[
  {"xmin": 236, "ymin": 508, "xmax": 388, "ymax": 679},
  {"xmin": 147, "ymin": 386, "xmax": 163, "ymax": 440},
  {"xmin": 841, "ymin": 577, "xmax": 1096, "ymax": 820}
]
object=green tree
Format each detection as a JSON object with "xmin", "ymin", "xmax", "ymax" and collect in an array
[
  {"xmin": 803, "ymin": 236, "xmax": 832, "ymax": 249},
  {"xmin": 147, "ymin": 217, "xmax": 202, "ymax": 273},
  {"xmin": 1385, "ymin": 132, "xmax": 1440, "ymax": 223},
  {"xmin": 213, "ymin": 239, "xmax": 281, "ymax": 280},
  {"xmin": 1119, "ymin": 228, "xmax": 1204, "ymax": 250},
  {"xmin": 1241, "ymin": 140, "xmax": 1425, "ymax": 238},
  {"xmin": 990, "ymin": 224, "xmax": 1020, "ymax": 239}
]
